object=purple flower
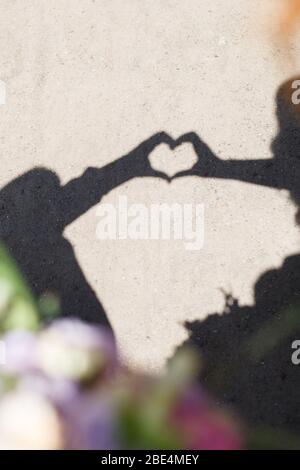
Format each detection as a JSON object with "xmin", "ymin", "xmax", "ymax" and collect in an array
[
  {"xmin": 19, "ymin": 374, "xmax": 80, "ymax": 411},
  {"xmin": 2, "ymin": 330, "xmax": 38, "ymax": 375},
  {"xmin": 64, "ymin": 392, "xmax": 118, "ymax": 450}
]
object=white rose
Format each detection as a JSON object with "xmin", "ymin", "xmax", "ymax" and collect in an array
[{"xmin": 0, "ymin": 390, "xmax": 64, "ymax": 450}]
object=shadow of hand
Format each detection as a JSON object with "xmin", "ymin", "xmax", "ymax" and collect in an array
[
  {"xmin": 170, "ymin": 132, "xmax": 222, "ymax": 180},
  {"xmin": 128, "ymin": 132, "xmax": 175, "ymax": 182},
  {"xmin": 131, "ymin": 131, "xmax": 222, "ymax": 183}
]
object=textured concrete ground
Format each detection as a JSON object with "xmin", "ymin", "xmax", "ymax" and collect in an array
[{"xmin": 0, "ymin": 0, "xmax": 300, "ymax": 375}]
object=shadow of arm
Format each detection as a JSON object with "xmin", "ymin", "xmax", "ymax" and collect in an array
[
  {"xmin": 204, "ymin": 158, "xmax": 293, "ymax": 190},
  {"xmin": 60, "ymin": 132, "xmax": 173, "ymax": 227},
  {"xmin": 176, "ymin": 132, "xmax": 297, "ymax": 191}
]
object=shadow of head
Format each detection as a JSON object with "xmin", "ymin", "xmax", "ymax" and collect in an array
[
  {"xmin": 0, "ymin": 167, "xmax": 63, "ymax": 236},
  {"xmin": 272, "ymin": 76, "xmax": 300, "ymax": 222}
]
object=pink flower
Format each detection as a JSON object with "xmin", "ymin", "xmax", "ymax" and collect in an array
[{"xmin": 171, "ymin": 388, "xmax": 244, "ymax": 450}]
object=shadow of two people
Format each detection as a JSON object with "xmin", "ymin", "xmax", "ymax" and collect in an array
[{"xmin": 1, "ymin": 76, "xmax": 300, "ymax": 433}]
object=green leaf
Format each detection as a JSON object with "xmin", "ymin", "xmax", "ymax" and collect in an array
[{"xmin": 0, "ymin": 242, "xmax": 40, "ymax": 331}]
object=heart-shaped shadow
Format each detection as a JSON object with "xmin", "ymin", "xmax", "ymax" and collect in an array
[
  {"xmin": 149, "ymin": 140, "xmax": 197, "ymax": 178},
  {"xmin": 147, "ymin": 132, "xmax": 220, "ymax": 181}
]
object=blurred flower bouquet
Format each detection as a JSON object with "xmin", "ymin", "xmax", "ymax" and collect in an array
[{"xmin": 0, "ymin": 243, "xmax": 243, "ymax": 450}]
